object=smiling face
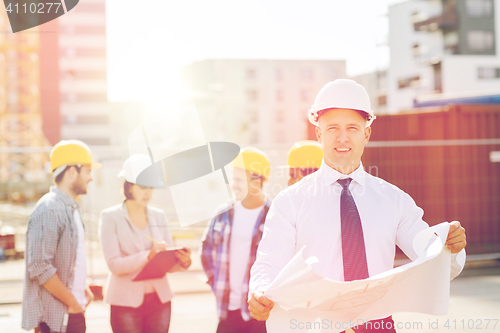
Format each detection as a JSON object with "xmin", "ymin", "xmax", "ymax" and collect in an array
[{"xmin": 315, "ymin": 108, "xmax": 371, "ymax": 175}]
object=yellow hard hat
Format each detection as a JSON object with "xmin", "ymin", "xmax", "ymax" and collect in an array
[
  {"xmin": 232, "ymin": 147, "xmax": 271, "ymax": 181},
  {"xmin": 287, "ymin": 140, "xmax": 323, "ymax": 169},
  {"xmin": 50, "ymin": 140, "xmax": 100, "ymax": 174}
]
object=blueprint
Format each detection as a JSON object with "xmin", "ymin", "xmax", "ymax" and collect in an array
[{"xmin": 265, "ymin": 222, "xmax": 455, "ymax": 333}]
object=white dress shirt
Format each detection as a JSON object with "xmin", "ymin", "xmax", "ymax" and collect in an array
[{"xmin": 249, "ymin": 161, "xmax": 465, "ymax": 293}]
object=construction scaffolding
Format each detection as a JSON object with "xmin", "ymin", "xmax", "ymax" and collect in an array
[{"xmin": 0, "ymin": 12, "xmax": 51, "ymax": 202}]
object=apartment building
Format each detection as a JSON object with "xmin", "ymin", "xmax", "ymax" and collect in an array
[
  {"xmin": 388, "ymin": 0, "xmax": 500, "ymax": 112},
  {"xmin": 181, "ymin": 59, "xmax": 346, "ymax": 147}
]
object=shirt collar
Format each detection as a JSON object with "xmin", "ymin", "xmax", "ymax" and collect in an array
[
  {"xmin": 120, "ymin": 200, "xmax": 153, "ymax": 223},
  {"xmin": 51, "ymin": 186, "xmax": 79, "ymax": 209},
  {"xmin": 318, "ymin": 159, "xmax": 367, "ymax": 187}
]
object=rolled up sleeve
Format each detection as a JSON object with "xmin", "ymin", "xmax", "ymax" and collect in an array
[{"xmin": 26, "ymin": 210, "xmax": 59, "ymax": 285}]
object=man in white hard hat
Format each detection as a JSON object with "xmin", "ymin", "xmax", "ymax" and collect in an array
[
  {"xmin": 23, "ymin": 140, "xmax": 100, "ymax": 333},
  {"xmin": 201, "ymin": 147, "xmax": 271, "ymax": 333},
  {"xmin": 248, "ymin": 79, "xmax": 467, "ymax": 332}
]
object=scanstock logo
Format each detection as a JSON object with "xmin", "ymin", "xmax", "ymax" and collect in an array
[{"xmin": 4, "ymin": 0, "xmax": 79, "ymax": 33}]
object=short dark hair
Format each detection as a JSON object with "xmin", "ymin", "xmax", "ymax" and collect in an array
[
  {"xmin": 54, "ymin": 165, "xmax": 82, "ymax": 184},
  {"xmin": 123, "ymin": 181, "xmax": 135, "ymax": 200}
]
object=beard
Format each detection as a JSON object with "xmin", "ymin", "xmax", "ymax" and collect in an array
[{"xmin": 71, "ymin": 178, "xmax": 88, "ymax": 195}]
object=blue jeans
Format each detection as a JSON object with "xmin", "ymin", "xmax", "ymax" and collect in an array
[{"xmin": 110, "ymin": 293, "xmax": 171, "ymax": 333}]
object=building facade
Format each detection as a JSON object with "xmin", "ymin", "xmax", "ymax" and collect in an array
[
  {"xmin": 181, "ymin": 59, "xmax": 346, "ymax": 148},
  {"xmin": 0, "ymin": 10, "xmax": 51, "ymax": 194},
  {"xmin": 350, "ymin": 70, "xmax": 388, "ymax": 114},
  {"xmin": 56, "ymin": 0, "xmax": 111, "ymax": 145},
  {"xmin": 388, "ymin": 0, "xmax": 500, "ymax": 113}
]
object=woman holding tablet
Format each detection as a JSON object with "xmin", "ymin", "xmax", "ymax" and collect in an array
[{"xmin": 99, "ymin": 154, "xmax": 191, "ymax": 333}]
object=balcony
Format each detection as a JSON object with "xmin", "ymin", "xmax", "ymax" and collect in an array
[{"xmin": 414, "ymin": 4, "xmax": 458, "ymax": 31}]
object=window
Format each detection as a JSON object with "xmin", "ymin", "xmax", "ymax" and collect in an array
[
  {"xmin": 246, "ymin": 68, "xmax": 256, "ymax": 80},
  {"xmin": 72, "ymin": 26, "xmax": 106, "ymax": 34},
  {"xmin": 77, "ymin": 137, "xmax": 110, "ymax": 145},
  {"xmin": 275, "ymin": 69, "xmax": 283, "ymax": 81},
  {"xmin": 61, "ymin": 48, "xmax": 107, "ymax": 57},
  {"xmin": 64, "ymin": 115, "xmax": 78, "ymax": 125},
  {"xmin": 276, "ymin": 110, "xmax": 285, "ymax": 123},
  {"xmin": 276, "ymin": 90, "xmax": 284, "ymax": 102},
  {"xmin": 411, "ymin": 11, "xmax": 428, "ymax": 23},
  {"xmin": 331, "ymin": 70, "xmax": 339, "ymax": 80},
  {"xmin": 71, "ymin": 2, "xmax": 106, "ymax": 12},
  {"xmin": 64, "ymin": 25, "xmax": 75, "ymax": 34},
  {"xmin": 78, "ymin": 116, "xmax": 109, "ymax": 125},
  {"xmin": 444, "ymin": 31, "xmax": 459, "ymax": 54},
  {"xmin": 64, "ymin": 116, "xmax": 109, "ymax": 125},
  {"xmin": 301, "ymin": 89, "xmax": 311, "ymax": 102},
  {"xmin": 466, "ymin": 0, "xmax": 493, "ymax": 17},
  {"xmin": 65, "ymin": 93, "xmax": 77, "ymax": 103},
  {"xmin": 412, "ymin": 43, "xmax": 420, "ymax": 56},
  {"xmin": 275, "ymin": 130, "xmax": 286, "ymax": 144},
  {"xmin": 8, "ymin": 92, "xmax": 17, "ymax": 105},
  {"xmin": 75, "ymin": 93, "xmax": 108, "ymax": 102},
  {"xmin": 250, "ymin": 131, "xmax": 259, "ymax": 144},
  {"xmin": 478, "ymin": 67, "xmax": 500, "ymax": 79},
  {"xmin": 467, "ymin": 30, "xmax": 494, "ymax": 51},
  {"xmin": 65, "ymin": 48, "xmax": 76, "ymax": 57},
  {"xmin": 63, "ymin": 70, "xmax": 106, "ymax": 80},
  {"xmin": 247, "ymin": 90, "xmax": 258, "ymax": 101},
  {"xmin": 248, "ymin": 109, "xmax": 258, "ymax": 123},
  {"xmin": 299, "ymin": 108, "xmax": 307, "ymax": 119},
  {"xmin": 413, "ymin": 43, "xmax": 428, "ymax": 56},
  {"xmin": 301, "ymin": 69, "xmax": 313, "ymax": 80},
  {"xmin": 378, "ymin": 95, "xmax": 387, "ymax": 106},
  {"xmin": 398, "ymin": 76, "xmax": 420, "ymax": 89}
]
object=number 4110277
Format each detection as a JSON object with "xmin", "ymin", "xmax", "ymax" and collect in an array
[
  {"xmin": 6, "ymin": 2, "xmax": 62, "ymax": 14},
  {"xmin": 444, "ymin": 319, "xmax": 498, "ymax": 330}
]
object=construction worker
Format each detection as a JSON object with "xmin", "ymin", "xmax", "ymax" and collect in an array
[
  {"xmin": 22, "ymin": 140, "xmax": 99, "ymax": 333},
  {"xmin": 286, "ymin": 140, "xmax": 323, "ymax": 186},
  {"xmin": 201, "ymin": 147, "xmax": 271, "ymax": 333},
  {"xmin": 248, "ymin": 79, "xmax": 466, "ymax": 332}
]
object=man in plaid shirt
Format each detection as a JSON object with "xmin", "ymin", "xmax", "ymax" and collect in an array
[
  {"xmin": 22, "ymin": 140, "xmax": 99, "ymax": 333},
  {"xmin": 201, "ymin": 147, "xmax": 272, "ymax": 333}
]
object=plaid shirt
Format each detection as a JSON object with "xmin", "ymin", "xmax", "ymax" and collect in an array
[
  {"xmin": 201, "ymin": 199, "xmax": 271, "ymax": 321},
  {"xmin": 22, "ymin": 187, "xmax": 81, "ymax": 332}
]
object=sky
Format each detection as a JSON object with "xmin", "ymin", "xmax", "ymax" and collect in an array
[{"xmin": 106, "ymin": 0, "xmax": 406, "ymax": 103}]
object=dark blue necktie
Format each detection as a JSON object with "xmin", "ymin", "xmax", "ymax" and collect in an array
[{"xmin": 338, "ymin": 178, "xmax": 369, "ymax": 281}]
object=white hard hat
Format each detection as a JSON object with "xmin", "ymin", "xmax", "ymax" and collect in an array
[
  {"xmin": 308, "ymin": 79, "xmax": 376, "ymax": 127},
  {"xmin": 118, "ymin": 154, "xmax": 165, "ymax": 188}
]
